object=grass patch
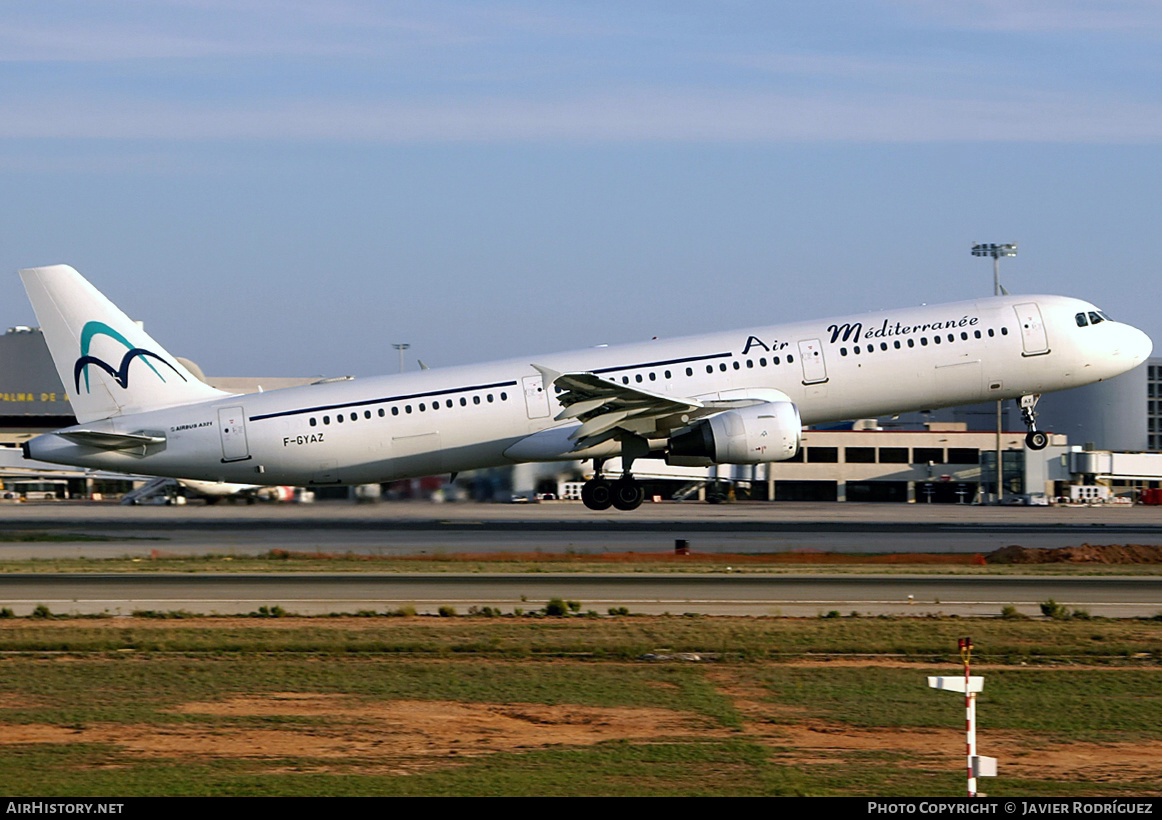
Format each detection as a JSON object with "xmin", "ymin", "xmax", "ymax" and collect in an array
[
  {"xmin": 0, "ymin": 617, "xmax": 1158, "ymax": 796},
  {"xmin": 759, "ymin": 666, "xmax": 1162, "ymax": 741},
  {"xmin": 0, "ymin": 616, "xmax": 1158, "ymax": 661}
]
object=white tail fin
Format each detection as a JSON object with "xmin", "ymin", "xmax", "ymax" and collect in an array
[{"xmin": 20, "ymin": 265, "xmax": 232, "ymax": 423}]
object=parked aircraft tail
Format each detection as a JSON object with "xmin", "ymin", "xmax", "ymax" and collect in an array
[{"xmin": 20, "ymin": 264, "xmax": 231, "ymax": 423}]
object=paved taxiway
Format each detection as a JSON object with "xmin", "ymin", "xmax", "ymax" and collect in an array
[
  {"xmin": 0, "ymin": 500, "xmax": 1159, "ymax": 617},
  {"xmin": 5, "ymin": 499, "xmax": 1162, "ymax": 556},
  {"xmin": 1, "ymin": 571, "xmax": 1159, "ymax": 618}
]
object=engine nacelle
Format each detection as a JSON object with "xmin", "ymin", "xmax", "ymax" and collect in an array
[{"xmin": 667, "ymin": 401, "xmax": 802, "ymax": 465}]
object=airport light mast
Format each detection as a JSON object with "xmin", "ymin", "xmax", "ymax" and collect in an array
[
  {"xmin": 971, "ymin": 243, "xmax": 1017, "ymax": 298},
  {"xmin": 393, "ymin": 343, "xmax": 410, "ymax": 374},
  {"xmin": 972, "ymin": 243, "xmax": 1018, "ymax": 504}
]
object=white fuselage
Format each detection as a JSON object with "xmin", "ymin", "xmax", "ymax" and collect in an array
[{"xmin": 26, "ymin": 293, "xmax": 1152, "ymax": 485}]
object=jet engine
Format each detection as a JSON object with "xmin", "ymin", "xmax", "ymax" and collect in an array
[{"xmin": 667, "ymin": 401, "xmax": 802, "ymax": 465}]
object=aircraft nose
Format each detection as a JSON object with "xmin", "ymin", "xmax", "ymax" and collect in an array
[{"xmin": 1121, "ymin": 324, "xmax": 1153, "ymax": 365}]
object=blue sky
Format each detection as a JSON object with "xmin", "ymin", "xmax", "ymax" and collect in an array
[{"xmin": 2, "ymin": 1, "xmax": 1160, "ymax": 378}]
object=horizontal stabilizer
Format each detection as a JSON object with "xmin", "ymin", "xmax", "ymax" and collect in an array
[{"xmin": 58, "ymin": 429, "xmax": 167, "ymax": 452}]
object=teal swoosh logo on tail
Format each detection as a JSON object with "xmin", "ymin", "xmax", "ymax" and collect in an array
[{"xmin": 73, "ymin": 321, "xmax": 185, "ymax": 392}]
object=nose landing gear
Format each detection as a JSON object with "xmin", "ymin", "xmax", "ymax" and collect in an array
[{"xmin": 1019, "ymin": 394, "xmax": 1048, "ymax": 450}]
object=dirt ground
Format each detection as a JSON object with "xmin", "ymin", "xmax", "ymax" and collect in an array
[
  {"xmin": 987, "ymin": 543, "xmax": 1162, "ymax": 564},
  {"xmin": 0, "ymin": 694, "xmax": 716, "ymax": 775},
  {"xmin": 1, "ymin": 667, "xmax": 1159, "ymax": 788}
]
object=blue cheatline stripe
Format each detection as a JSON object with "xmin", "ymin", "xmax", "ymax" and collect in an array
[
  {"xmin": 248, "ymin": 380, "xmax": 520, "ymax": 421},
  {"xmin": 591, "ymin": 351, "xmax": 733, "ymax": 375},
  {"xmin": 248, "ymin": 350, "xmax": 736, "ymax": 422}
]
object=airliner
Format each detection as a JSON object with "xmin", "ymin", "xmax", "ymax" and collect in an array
[{"xmin": 19, "ymin": 264, "xmax": 1152, "ymax": 510}]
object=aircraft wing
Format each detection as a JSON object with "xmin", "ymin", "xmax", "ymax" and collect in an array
[{"xmin": 533, "ymin": 364, "xmax": 771, "ymax": 451}]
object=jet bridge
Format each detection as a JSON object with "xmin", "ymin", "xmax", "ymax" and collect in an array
[{"xmin": 1069, "ymin": 449, "xmax": 1162, "ymax": 481}]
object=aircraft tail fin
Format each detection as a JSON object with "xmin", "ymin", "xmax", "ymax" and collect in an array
[{"xmin": 20, "ymin": 264, "xmax": 232, "ymax": 423}]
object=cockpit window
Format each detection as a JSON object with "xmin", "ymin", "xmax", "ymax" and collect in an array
[
  {"xmin": 1076, "ymin": 312, "xmax": 1088, "ymax": 327},
  {"xmin": 1088, "ymin": 311, "xmax": 1104, "ymax": 325}
]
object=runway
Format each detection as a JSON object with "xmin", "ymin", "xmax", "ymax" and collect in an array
[
  {"xmin": 0, "ymin": 570, "xmax": 1159, "ymax": 618},
  {"xmin": 4, "ymin": 499, "xmax": 1162, "ymax": 557},
  {"xmin": 1, "ymin": 500, "xmax": 1160, "ymax": 617}
]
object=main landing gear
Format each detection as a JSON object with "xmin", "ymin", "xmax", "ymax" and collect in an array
[
  {"xmin": 1019, "ymin": 393, "xmax": 1048, "ymax": 451},
  {"xmin": 580, "ymin": 459, "xmax": 645, "ymax": 511}
]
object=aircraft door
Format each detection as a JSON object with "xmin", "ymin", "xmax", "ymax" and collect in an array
[
  {"xmin": 1014, "ymin": 303, "xmax": 1049, "ymax": 356},
  {"xmin": 218, "ymin": 406, "xmax": 251, "ymax": 462},
  {"xmin": 797, "ymin": 339, "xmax": 828, "ymax": 384},
  {"xmin": 523, "ymin": 374, "xmax": 551, "ymax": 419}
]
